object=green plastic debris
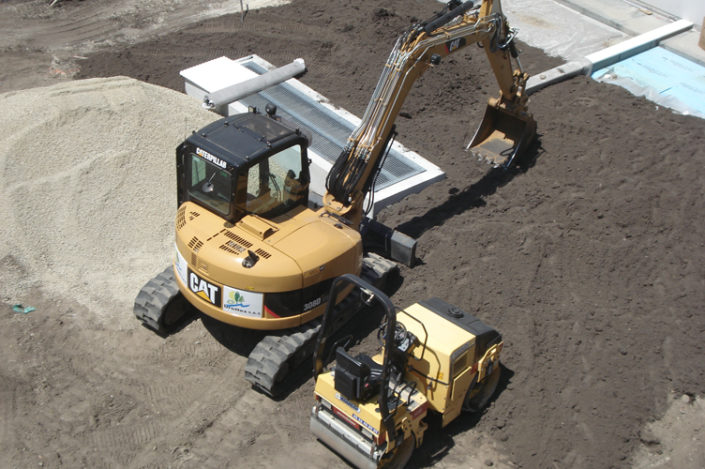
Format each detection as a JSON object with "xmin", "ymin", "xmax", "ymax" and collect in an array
[{"xmin": 12, "ymin": 304, "xmax": 35, "ymax": 314}]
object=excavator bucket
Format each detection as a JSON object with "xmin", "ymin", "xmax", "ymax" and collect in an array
[{"xmin": 467, "ymin": 104, "xmax": 537, "ymax": 168}]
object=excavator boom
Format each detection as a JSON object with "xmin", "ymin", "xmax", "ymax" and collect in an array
[{"xmin": 324, "ymin": 0, "xmax": 536, "ymax": 225}]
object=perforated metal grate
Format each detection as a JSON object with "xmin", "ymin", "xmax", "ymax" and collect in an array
[{"xmin": 220, "ymin": 241, "xmax": 244, "ymax": 255}]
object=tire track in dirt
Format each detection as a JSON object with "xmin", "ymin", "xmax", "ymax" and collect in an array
[
  {"xmin": 184, "ymin": 386, "xmax": 340, "ymax": 468},
  {"xmin": 89, "ymin": 421, "xmax": 163, "ymax": 465},
  {"xmin": 1, "ymin": 1, "xmax": 274, "ymax": 52},
  {"xmin": 124, "ymin": 345, "xmax": 254, "ymax": 467},
  {"xmin": 30, "ymin": 11, "xmax": 110, "ymax": 48},
  {"xmin": 138, "ymin": 380, "xmax": 206, "ymax": 416}
]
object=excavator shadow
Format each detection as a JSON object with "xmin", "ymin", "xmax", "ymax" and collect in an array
[
  {"xmin": 406, "ymin": 363, "xmax": 516, "ymax": 468},
  {"xmin": 136, "ymin": 289, "xmax": 259, "ymax": 354},
  {"xmin": 395, "ymin": 137, "xmax": 543, "ymax": 241},
  {"xmin": 199, "ymin": 314, "xmax": 267, "ymax": 357},
  {"xmin": 151, "ymin": 294, "xmax": 200, "ymax": 338}
]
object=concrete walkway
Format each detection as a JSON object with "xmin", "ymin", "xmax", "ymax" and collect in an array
[{"xmin": 496, "ymin": 0, "xmax": 705, "ymax": 118}]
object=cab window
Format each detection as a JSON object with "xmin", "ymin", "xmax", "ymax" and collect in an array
[
  {"xmin": 242, "ymin": 145, "xmax": 307, "ymax": 218},
  {"xmin": 187, "ymin": 154, "xmax": 233, "ymax": 217}
]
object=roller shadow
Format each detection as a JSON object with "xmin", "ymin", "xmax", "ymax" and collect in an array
[
  {"xmin": 267, "ymin": 272, "xmax": 405, "ymax": 400},
  {"xmin": 198, "ymin": 271, "xmax": 404, "ymax": 400},
  {"xmin": 407, "ymin": 363, "xmax": 515, "ymax": 468}
]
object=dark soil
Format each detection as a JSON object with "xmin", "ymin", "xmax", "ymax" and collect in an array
[{"xmin": 43, "ymin": 0, "xmax": 705, "ymax": 467}]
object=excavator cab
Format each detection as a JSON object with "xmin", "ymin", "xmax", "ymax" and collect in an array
[{"xmin": 176, "ymin": 107, "xmax": 310, "ymax": 224}]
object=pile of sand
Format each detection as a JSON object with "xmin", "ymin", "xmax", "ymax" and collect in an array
[{"xmin": 0, "ymin": 77, "xmax": 215, "ymax": 328}]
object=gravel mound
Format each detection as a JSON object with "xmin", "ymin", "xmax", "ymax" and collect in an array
[{"xmin": 0, "ymin": 77, "xmax": 215, "ymax": 328}]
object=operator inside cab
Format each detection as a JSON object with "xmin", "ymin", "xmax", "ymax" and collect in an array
[{"xmin": 179, "ymin": 109, "xmax": 310, "ymax": 224}]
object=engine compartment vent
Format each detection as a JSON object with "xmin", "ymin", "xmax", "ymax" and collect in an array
[
  {"xmin": 224, "ymin": 230, "xmax": 253, "ymax": 249},
  {"xmin": 177, "ymin": 208, "xmax": 201, "ymax": 231},
  {"xmin": 176, "ymin": 206, "xmax": 186, "ymax": 230},
  {"xmin": 255, "ymin": 248, "xmax": 272, "ymax": 259},
  {"xmin": 220, "ymin": 240, "xmax": 245, "ymax": 255},
  {"xmin": 188, "ymin": 236, "xmax": 204, "ymax": 253}
]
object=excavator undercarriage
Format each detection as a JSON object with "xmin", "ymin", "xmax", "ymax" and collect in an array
[{"xmin": 135, "ymin": 253, "xmax": 397, "ymax": 396}]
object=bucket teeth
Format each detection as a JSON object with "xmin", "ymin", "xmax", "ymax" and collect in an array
[{"xmin": 470, "ymin": 147, "xmax": 510, "ymax": 168}]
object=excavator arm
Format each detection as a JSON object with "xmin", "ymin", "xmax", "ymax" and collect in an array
[{"xmin": 324, "ymin": 0, "xmax": 536, "ymax": 227}]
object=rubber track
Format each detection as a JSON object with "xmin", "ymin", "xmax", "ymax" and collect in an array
[
  {"xmin": 244, "ymin": 320, "xmax": 321, "ymax": 397},
  {"xmin": 244, "ymin": 254, "xmax": 398, "ymax": 396},
  {"xmin": 134, "ymin": 266, "xmax": 180, "ymax": 336}
]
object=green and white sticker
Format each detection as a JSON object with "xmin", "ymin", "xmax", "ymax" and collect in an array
[{"xmin": 223, "ymin": 286, "xmax": 263, "ymax": 318}]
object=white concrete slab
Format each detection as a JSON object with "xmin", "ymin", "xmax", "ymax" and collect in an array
[
  {"xmin": 495, "ymin": 0, "xmax": 705, "ymax": 117},
  {"xmin": 635, "ymin": 0, "xmax": 705, "ymax": 25},
  {"xmin": 553, "ymin": 0, "xmax": 705, "ymax": 65},
  {"xmin": 503, "ymin": 0, "xmax": 627, "ymax": 59}
]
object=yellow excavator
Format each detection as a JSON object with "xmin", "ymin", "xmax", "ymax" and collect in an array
[
  {"xmin": 311, "ymin": 274, "xmax": 503, "ymax": 468},
  {"xmin": 134, "ymin": 0, "xmax": 534, "ymax": 396}
]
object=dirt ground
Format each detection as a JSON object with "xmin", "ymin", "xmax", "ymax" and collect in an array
[
  {"xmin": 0, "ymin": 0, "xmax": 286, "ymax": 93},
  {"xmin": 2, "ymin": 0, "xmax": 705, "ymax": 468}
]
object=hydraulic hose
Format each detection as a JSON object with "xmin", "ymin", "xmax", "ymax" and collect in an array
[{"xmin": 423, "ymin": 1, "xmax": 475, "ymax": 34}]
